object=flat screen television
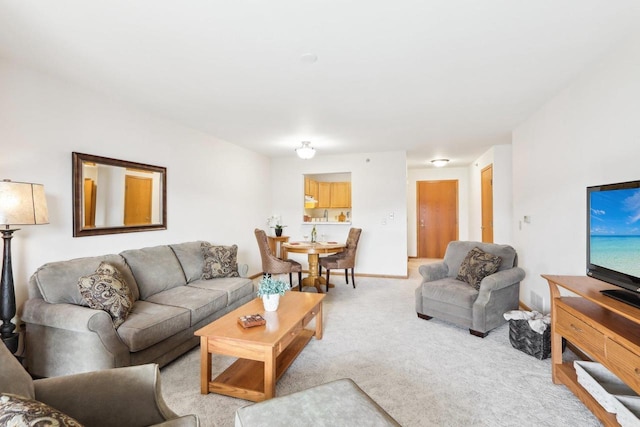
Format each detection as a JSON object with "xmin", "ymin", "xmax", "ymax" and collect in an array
[{"xmin": 587, "ymin": 179, "xmax": 640, "ymax": 308}]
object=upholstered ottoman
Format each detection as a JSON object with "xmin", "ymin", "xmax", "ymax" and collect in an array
[{"xmin": 234, "ymin": 378, "xmax": 400, "ymax": 427}]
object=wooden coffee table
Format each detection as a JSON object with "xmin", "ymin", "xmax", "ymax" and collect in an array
[{"xmin": 194, "ymin": 291, "xmax": 325, "ymax": 402}]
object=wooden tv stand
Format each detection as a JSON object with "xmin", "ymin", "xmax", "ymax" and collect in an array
[{"xmin": 543, "ymin": 275, "xmax": 640, "ymax": 426}]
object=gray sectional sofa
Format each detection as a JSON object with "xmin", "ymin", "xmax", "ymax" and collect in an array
[{"xmin": 22, "ymin": 241, "xmax": 255, "ymax": 378}]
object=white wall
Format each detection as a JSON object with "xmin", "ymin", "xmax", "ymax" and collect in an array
[
  {"xmin": 407, "ymin": 167, "xmax": 470, "ymax": 257},
  {"xmin": 512, "ymin": 31, "xmax": 640, "ymax": 312},
  {"xmin": 468, "ymin": 145, "xmax": 513, "ymax": 244},
  {"xmin": 271, "ymin": 151, "xmax": 408, "ymax": 277},
  {"xmin": 0, "ymin": 60, "xmax": 271, "ymax": 316}
]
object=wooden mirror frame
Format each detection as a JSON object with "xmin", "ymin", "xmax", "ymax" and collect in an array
[{"xmin": 72, "ymin": 152, "xmax": 167, "ymax": 237}]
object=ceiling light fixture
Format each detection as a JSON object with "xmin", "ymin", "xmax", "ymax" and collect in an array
[
  {"xmin": 296, "ymin": 141, "xmax": 316, "ymax": 159},
  {"xmin": 430, "ymin": 159, "xmax": 449, "ymax": 167}
]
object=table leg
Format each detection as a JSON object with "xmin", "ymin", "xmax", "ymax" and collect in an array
[
  {"xmin": 200, "ymin": 336, "xmax": 211, "ymax": 394},
  {"xmin": 315, "ymin": 302, "xmax": 323, "ymax": 340},
  {"xmin": 301, "ymin": 253, "xmax": 325, "ymax": 292},
  {"xmin": 264, "ymin": 347, "xmax": 277, "ymax": 399}
]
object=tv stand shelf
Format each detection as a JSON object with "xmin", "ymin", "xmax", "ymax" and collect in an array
[{"xmin": 543, "ymin": 275, "xmax": 640, "ymax": 426}]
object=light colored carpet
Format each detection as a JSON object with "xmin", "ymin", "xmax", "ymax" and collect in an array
[{"xmin": 161, "ymin": 262, "xmax": 599, "ymax": 427}]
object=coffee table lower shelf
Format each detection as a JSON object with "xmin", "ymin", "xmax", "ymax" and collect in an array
[{"xmin": 206, "ymin": 329, "xmax": 314, "ymax": 402}]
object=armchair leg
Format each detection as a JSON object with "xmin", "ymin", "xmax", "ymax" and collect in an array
[
  {"xmin": 469, "ymin": 329, "xmax": 488, "ymax": 338},
  {"xmin": 298, "ymin": 272, "xmax": 302, "ymax": 291},
  {"xmin": 345, "ymin": 269, "xmax": 348, "ymax": 284},
  {"xmin": 326, "ymin": 269, "xmax": 330, "ymax": 292},
  {"xmin": 351, "ymin": 268, "xmax": 355, "ymax": 288},
  {"xmin": 289, "ymin": 272, "xmax": 293, "ymax": 286},
  {"xmin": 417, "ymin": 313, "xmax": 433, "ymax": 320}
]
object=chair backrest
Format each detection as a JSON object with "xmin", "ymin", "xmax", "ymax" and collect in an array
[
  {"xmin": 443, "ymin": 241, "xmax": 517, "ymax": 277},
  {"xmin": 254, "ymin": 229, "xmax": 276, "ymax": 270},
  {"xmin": 342, "ymin": 228, "xmax": 362, "ymax": 261}
]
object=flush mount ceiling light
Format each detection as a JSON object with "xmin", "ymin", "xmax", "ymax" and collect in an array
[
  {"xmin": 296, "ymin": 141, "xmax": 316, "ymax": 159},
  {"xmin": 430, "ymin": 159, "xmax": 449, "ymax": 167}
]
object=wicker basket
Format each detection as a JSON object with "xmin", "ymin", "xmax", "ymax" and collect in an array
[{"xmin": 508, "ymin": 319, "xmax": 558, "ymax": 359}]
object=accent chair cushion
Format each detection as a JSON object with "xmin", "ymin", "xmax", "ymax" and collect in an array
[
  {"xmin": 201, "ymin": 243, "xmax": 240, "ymax": 279},
  {"xmin": 78, "ymin": 262, "xmax": 134, "ymax": 328},
  {"xmin": 0, "ymin": 393, "xmax": 83, "ymax": 426},
  {"xmin": 456, "ymin": 247, "xmax": 502, "ymax": 290}
]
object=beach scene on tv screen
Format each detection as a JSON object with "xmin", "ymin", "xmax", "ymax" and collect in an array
[{"xmin": 590, "ymin": 187, "xmax": 640, "ymax": 278}]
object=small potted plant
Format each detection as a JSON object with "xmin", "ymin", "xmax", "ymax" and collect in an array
[
  {"xmin": 257, "ymin": 275, "xmax": 290, "ymax": 311},
  {"xmin": 272, "ymin": 223, "xmax": 286, "ymax": 237}
]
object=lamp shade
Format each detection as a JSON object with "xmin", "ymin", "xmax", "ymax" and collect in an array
[
  {"xmin": 296, "ymin": 141, "xmax": 316, "ymax": 159},
  {"xmin": 0, "ymin": 180, "xmax": 49, "ymax": 226}
]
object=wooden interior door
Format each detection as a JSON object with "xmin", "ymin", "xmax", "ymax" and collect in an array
[
  {"xmin": 417, "ymin": 180, "xmax": 458, "ymax": 258},
  {"xmin": 124, "ymin": 175, "xmax": 153, "ymax": 226},
  {"xmin": 481, "ymin": 165, "xmax": 494, "ymax": 243},
  {"xmin": 83, "ymin": 178, "xmax": 96, "ymax": 228}
]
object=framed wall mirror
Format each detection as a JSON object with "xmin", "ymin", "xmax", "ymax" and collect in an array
[{"xmin": 72, "ymin": 152, "xmax": 167, "ymax": 237}]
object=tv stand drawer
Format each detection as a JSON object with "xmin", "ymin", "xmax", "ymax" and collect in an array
[
  {"xmin": 606, "ymin": 338, "xmax": 640, "ymax": 394},
  {"xmin": 555, "ymin": 305, "xmax": 605, "ymax": 360}
]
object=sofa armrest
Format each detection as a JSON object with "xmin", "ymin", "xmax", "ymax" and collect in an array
[
  {"xmin": 22, "ymin": 298, "xmax": 111, "ymax": 333},
  {"xmin": 22, "ymin": 298, "xmax": 130, "ymax": 373},
  {"xmin": 418, "ymin": 262, "xmax": 448, "ymax": 282},
  {"xmin": 34, "ymin": 364, "xmax": 197, "ymax": 427},
  {"xmin": 478, "ymin": 267, "xmax": 526, "ymax": 294}
]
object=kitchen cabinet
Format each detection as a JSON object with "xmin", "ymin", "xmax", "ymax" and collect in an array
[
  {"xmin": 317, "ymin": 182, "xmax": 332, "ymax": 208},
  {"xmin": 315, "ymin": 182, "xmax": 351, "ymax": 209},
  {"xmin": 330, "ymin": 182, "xmax": 351, "ymax": 208},
  {"xmin": 304, "ymin": 177, "xmax": 318, "ymax": 199}
]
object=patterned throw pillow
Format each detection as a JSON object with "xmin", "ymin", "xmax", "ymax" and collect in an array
[
  {"xmin": 456, "ymin": 247, "xmax": 502, "ymax": 290},
  {"xmin": 78, "ymin": 262, "xmax": 134, "ymax": 328},
  {"xmin": 0, "ymin": 393, "xmax": 84, "ymax": 426},
  {"xmin": 201, "ymin": 242, "xmax": 240, "ymax": 279}
]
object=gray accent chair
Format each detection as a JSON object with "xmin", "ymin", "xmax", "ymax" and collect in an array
[
  {"xmin": 0, "ymin": 342, "xmax": 198, "ymax": 427},
  {"xmin": 234, "ymin": 378, "xmax": 400, "ymax": 426},
  {"xmin": 415, "ymin": 241, "xmax": 525, "ymax": 337}
]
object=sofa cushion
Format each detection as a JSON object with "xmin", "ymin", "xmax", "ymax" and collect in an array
[
  {"xmin": 120, "ymin": 246, "xmax": 187, "ymax": 299},
  {"xmin": 0, "ymin": 393, "xmax": 83, "ymax": 427},
  {"xmin": 201, "ymin": 243, "xmax": 239, "ymax": 279},
  {"xmin": 78, "ymin": 262, "xmax": 134, "ymax": 328},
  {"xmin": 32, "ymin": 254, "xmax": 139, "ymax": 305},
  {"xmin": 421, "ymin": 278, "xmax": 479, "ymax": 308},
  {"xmin": 170, "ymin": 241, "xmax": 207, "ymax": 283},
  {"xmin": 116, "ymin": 301, "xmax": 191, "ymax": 352},
  {"xmin": 456, "ymin": 247, "xmax": 502, "ymax": 290},
  {"xmin": 146, "ymin": 286, "xmax": 228, "ymax": 325},
  {"xmin": 188, "ymin": 277, "xmax": 254, "ymax": 306}
]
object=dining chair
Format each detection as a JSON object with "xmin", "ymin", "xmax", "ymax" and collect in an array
[
  {"xmin": 254, "ymin": 229, "xmax": 302, "ymax": 289},
  {"xmin": 318, "ymin": 228, "xmax": 362, "ymax": 292}
]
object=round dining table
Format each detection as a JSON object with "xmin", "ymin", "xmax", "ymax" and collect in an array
[{"xmin": 282, "ymin": 241, "xmax": 345, "ymax": 292}]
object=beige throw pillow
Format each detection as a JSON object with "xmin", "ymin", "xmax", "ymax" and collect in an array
[
  {"xmin": 456, "ymin": 247, "xmax": 502, "ymax": 290},
  {"xmin": 201, "ymin": 242, "xmax": 240, "ymax": 279},
  {"xmin": 0, "ymin": 393, "xmax": 84, "ymax": 426},
  {"xmin": 78, "ymin": 262, "xmax": 134, "ymax": 328}
]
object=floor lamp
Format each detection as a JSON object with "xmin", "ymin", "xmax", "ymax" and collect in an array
[{"xmin": 0, "ymin": 180, "xmax": 49, "ymax": 354}]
